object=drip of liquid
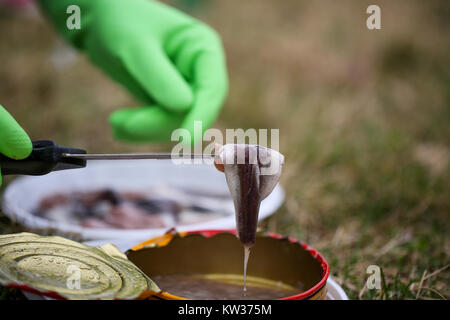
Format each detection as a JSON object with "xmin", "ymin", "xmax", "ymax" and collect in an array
[{"xmin": 243, "ymin": 245, "xmax": 251, "ymax": 295}]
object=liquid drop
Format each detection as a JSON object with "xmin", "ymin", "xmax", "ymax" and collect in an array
[{"xmin": 243, "ymin": 245, "xmax": 251, "ymax": 295}]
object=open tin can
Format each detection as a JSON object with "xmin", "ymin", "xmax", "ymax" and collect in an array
[{"xmin": 126, "ymin": 229, "xmax": 330, "ymax": 300}]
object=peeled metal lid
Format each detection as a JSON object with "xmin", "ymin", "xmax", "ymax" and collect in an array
[{"xmin": 0, "ymin": 233, "xmax": 159, "ymax": 300}]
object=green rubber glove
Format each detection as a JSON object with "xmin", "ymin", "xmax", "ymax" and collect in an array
[
  {"xmin": 39, "ymin": 0, "xmax": 228, "ymax": 145},
  {"xmin": 0, "ymin": 105, "xmax": 32, "ymax": 186}
]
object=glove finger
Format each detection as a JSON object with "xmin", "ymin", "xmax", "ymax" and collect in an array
[
  {"xmin": 167, "ymin": 26, "xmax": 228, "ymax": 145},
  {"xmin": 181, "ymin": 50, "xmax": 228, "ymax": 145},
  {"xmin": 110, "ymin": 106, "xmax": 184, "ymax": 142},
  {"xmin": 0, "ymin": 105, "xmax": 32, "ymax": 160},
  {"xmin": 121, "ymin": 39, "xmax": 194, "ymax": 113}
]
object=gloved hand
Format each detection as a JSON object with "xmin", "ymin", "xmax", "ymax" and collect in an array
[
  {"xmin": 0, "ymin": 105, "xmax": 32, "ymax": 186},
  {"xmin": 39, "ymin": 0, "xmax": 228, "ymax": 144}
]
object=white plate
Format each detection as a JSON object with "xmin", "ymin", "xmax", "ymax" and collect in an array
[
  {"xmin": 326, "ymin": 278, "xmax": 349, "ymax": 300},
  {"xmin": 2, "ymin": 160, "xmax": 284, "ymax": 241}
]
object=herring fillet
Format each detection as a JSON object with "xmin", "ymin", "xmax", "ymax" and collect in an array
[{"xmin": 217, "ymin": 144, "xmax": 284, "ymax": 246}]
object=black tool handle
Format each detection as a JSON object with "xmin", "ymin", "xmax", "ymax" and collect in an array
[{"xmin": 0, "ymin": 140, "xmax": 87, "ymax": 176}]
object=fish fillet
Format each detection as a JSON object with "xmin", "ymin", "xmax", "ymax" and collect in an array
[{"xmin": 215, "ymin": 144, "xmax": 284, "ymax": 246}]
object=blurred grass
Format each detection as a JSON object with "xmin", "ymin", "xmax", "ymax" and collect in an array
[{"xmin": 0, "ymin": 0, "xmax": 449, "ymax": 299}]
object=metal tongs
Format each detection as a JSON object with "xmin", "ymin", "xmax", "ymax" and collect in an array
[{"xmin": 0, "ymin": 140, "xmax": 214, "ymax": 176}]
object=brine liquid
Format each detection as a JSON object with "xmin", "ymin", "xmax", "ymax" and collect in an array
[
  {"xmin": 243, "ymin": 245, "xmax": 251, "ymax": 294},
  {"xmin": 151, "ymin": 274, "xmax": 300, "ymax": 300}
]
